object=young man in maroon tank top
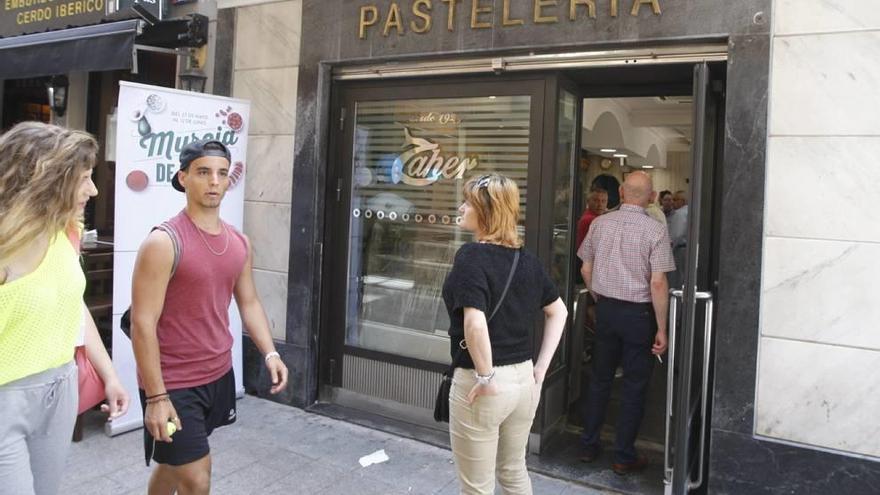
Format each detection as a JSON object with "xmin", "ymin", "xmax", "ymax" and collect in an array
[{"xmin": 131, "ymin": 140, "xmax": 288, "ymax": 495}]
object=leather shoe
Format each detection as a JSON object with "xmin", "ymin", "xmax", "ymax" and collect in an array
[
  {"xmin": 611, "ymin": 455, "xmax": 648, "ymax": 475},
  {"xmin": 579, "ymin": 446, "xmax": 601, "ymax": 463}
]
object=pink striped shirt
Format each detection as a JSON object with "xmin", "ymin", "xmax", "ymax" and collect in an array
[{"xmin": 577, "ymin": 204, "xmax": 675, "ymax": 303}]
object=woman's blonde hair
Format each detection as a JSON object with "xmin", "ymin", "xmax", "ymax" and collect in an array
[
  {"xmin": 0, "ymin": 122, "xmax": 98, "ymax": 266},
  {"xmin": 462, "ymin": 173, "xmax": 522, "ymax": 248}
]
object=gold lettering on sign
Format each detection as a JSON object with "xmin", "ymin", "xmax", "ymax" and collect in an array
[
  {"xmin": 383, "ymin": 3, "xmax": 404, "ymax": 36},
  {"xmin": 534, "ymin": 0, "xmax": 557, "ymax": 23},
  {"xmin": 355, "ymin": 0, "xmax": 663, "ymax": 40},
  {"xmin": 411, "ymin": 0, "xmax": 432, "ymax": 33},
  {"xmin": 359, "ymin": 5, "xmax": 378, "ymax": 39},
  {"xmin": 570, "ymin": 0, "xmax": 597, "ymax": 20},
  {"xmin": 631, "ymin": 0, "xmax": 661, "ymax": 15},
  {"xmin": 502, "ymin": 0, "xmax": 524, "ymax": 26},
  {"xmin": 470, "ymin": 0, "xmax": 491, "ymax": 29},
  {"xmin": 441, "ymin": 0, "xmax": 460, "ymax": 31}
]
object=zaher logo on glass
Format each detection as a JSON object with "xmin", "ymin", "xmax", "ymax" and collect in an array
[{"xmin": 391, "ymin": 127, "xmax": 478, "ymax": 186}]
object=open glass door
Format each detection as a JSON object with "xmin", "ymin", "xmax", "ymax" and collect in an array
[
  {"xmin": 665, "ymin": 62, "xmax": 724, "ymax": 494},
  {"xmin": 532, "ymin": 73, "xmax": 583, "ymax": 452}
]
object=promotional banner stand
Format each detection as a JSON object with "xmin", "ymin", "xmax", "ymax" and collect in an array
[{"xmin": 108, "ymin": 82, "xmax": 250, "ymax": 436}]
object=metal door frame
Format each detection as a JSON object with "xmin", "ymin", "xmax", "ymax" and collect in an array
[
  {"xmin": 319, "ymin": 74, "xmax": 549, "ymax": 399},
  {"xmin": 665, "ymin": 61, "xmax": 724, "ymax": 495}
]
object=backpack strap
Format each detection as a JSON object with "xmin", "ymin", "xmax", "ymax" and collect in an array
[{"xmin": 152, "ymin": 222, "xmax": 181, "ymax": 277}]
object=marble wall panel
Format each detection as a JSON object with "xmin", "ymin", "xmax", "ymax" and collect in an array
[
  {"xmin": 234, "ymin": 0, "xmax": 302, "ymax": 70},
  {"xmin": 755, "ymin": 337, "xmax": 880, "ymax": 459},
  {"xmin": 769, "ymin": 31, "xmax": 880, "ymax": 136},
  {"xmin": 765, "ymin": 137, "xmax": 880, "ymax": 242},
  {"xmin": 244, "ymin": 134, "xmax": 295, "ymax": 204},
  {"xmin": 233, "ymin": 67, "xmax": 299, "ymax": 135},
  {"xmin": 251, "ymin": 268, "xmax": 289, "ymax": 340},
  {"xmin": 761, "ymin": 236, "xmax": 880, "ymax": 349},
  {"xmin": 244, "ymin": 201, "xmax": 292, "ymax": 273},
  {"xmin": 775, "ymin": 0, "xmax": 880, "ymax": 35},
  {"xmin": 710, "ymin": 33, "xmax": 770, "ymax": 436}
]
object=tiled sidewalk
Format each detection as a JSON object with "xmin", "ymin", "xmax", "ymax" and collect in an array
[{"xmin": 61, "ymin": 395, "xmax": 611, "ymax": 494}]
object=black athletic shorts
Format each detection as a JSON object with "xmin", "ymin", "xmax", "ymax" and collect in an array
[{"xmin": 139, "ymin": 367, "xmax": 236, "ymax": 466}]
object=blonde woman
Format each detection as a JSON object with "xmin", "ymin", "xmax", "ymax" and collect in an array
[
  {"xmin": 442, "ymin": 173, "xmax": 568, "ymax": 494},
  {"xmin": 0, "ymin": 122, "xmax": 128, "ymax": 495}
]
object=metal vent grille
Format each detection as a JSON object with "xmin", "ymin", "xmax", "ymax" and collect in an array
[{"xmin": 342, "ymin": 354, "xmax": 441, "ymax": 410}]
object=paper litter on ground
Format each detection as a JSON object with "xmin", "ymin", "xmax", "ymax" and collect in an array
[{"xmin": 359, "ymin": 449, "xmax": 390, "ymax": 468}]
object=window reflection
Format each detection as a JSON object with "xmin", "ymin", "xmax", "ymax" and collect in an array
[{"xmin": 345, "ymin": 96, "xmax": 532, "ymax": 363}]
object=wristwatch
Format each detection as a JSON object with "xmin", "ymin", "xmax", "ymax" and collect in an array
[{"xmin": 475, "ymin": 369, "xmax": 495, "ymax": 385}]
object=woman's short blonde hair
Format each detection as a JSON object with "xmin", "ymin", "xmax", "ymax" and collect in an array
[
  {"xmin": 462, "ymin": 173, "xmax": 522, "ymax": 248},
  {"xmin": 0, "ymin": 122, "xmax": 98, "ymax": 266}
]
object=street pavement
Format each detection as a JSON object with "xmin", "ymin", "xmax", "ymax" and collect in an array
[{"xmin": 61, "ymin": 395, "xmax": 612, "ymax": 494}]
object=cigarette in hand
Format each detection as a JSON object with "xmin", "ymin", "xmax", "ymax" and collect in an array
[{"xmin": 656, "ymin": 354, "xmax": 663, "ymax": 364}]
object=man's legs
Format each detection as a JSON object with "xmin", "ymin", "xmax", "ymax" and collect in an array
[
  {"xmin": 613, "ymin": 306, "xmax": 656, "ymax": 464},
  {"xmin": 148, "ymin": 454, "xmax": 211, "ymax": 495},
  {"xmin": 581, "ymin": 301, "xmax": 622, "ymax": 452},
  {"xmin": 142, "ymin": 369, "xmax": 235, "ymax": 495}
]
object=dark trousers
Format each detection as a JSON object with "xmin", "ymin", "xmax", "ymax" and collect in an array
[{"xmin": 581, "ymin": 297, "xmax": 656, "ymax": 464}]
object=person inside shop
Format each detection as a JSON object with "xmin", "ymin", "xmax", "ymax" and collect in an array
[
  {"xmin": 667, "ymin": 190, "xmax": 689, "ymax": 289},
  {"xmin": 659, "ymin": 190, "xmax": 674, "ymax": 218},
  {"xmin": 645, "ymin": 190, "xmax": 668, "ymax": 228},
  {"xmin": 577, "ymin": 171, "xmax": 675, "ymax": 475},
  {"xmin": 442, "ymin": 173, "xmax": 567, "ymax": 495},
  {"xmin": 575, "ymin": 187, "xmax": 608, "ymax": 250},
  {"xmin": 0, "ymin": 122, "xmax": 130, "ymax": 495},
  {"xmin": 130, "ymin": 139, "xmax": 288, "ymax": 495}
]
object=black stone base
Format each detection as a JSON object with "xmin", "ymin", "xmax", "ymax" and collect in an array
[
  {"xmin": 709, "ymin": 429, "xmax": 880, "ymax": 494},
  {"xmin": 242, "ymin": 335, "xmax": 314, "ymax": 409}
]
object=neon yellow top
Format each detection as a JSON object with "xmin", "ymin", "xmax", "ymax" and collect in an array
[{"xmin": 0, "ymin": 231, "xmax": 84, "ymax": 385}]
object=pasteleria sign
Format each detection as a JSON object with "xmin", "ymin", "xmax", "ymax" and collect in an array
[{"xmin": 109, "ymin": 81, "xmax": 250, "ymax": 435}]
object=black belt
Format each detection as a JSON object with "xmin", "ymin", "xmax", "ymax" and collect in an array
[{"xmin": 598, "ymin": 296, "xmax": 653, "ymax": 309}]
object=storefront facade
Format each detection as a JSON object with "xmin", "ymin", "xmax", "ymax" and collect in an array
[{"xmin": 220, "ymin": 0, "xmax": 880, "ymax": 493}]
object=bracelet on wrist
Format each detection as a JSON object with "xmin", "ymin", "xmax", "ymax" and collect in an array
[
  {"xmin": 474, "ymin": 369, "xmax": 495, "ymax": 385},
  {"xmin": 145, "ymin": 392, "xmax": 168, "ymax": 401},
  {"xmin": 146, "ymin": 396, "xmax": 170, "ymax": 405},
  {"xmin": 264, "ymin": 351, "xmax": 281, "ymax": 363}
]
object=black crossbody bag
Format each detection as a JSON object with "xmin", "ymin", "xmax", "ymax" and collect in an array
[{"xmin": 434, "ymin": 249, "xmax": 520, "ymax": 423}]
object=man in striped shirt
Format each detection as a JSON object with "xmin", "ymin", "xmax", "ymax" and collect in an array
[{"xmin": 577, "ymin": 171, "xmax": 675, "ymax": 475}]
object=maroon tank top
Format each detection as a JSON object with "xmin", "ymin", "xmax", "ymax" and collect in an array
[{"xmin": 145, "ymin": 210, "xmax": 248, "ymax": 390}]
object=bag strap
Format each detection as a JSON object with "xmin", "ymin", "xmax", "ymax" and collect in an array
[
  {"xmin": 152, "ymin": 222, "xmax": 181, "ymax": 277},
  {"xmin": 487, "ymin": 249, "xmax": 519, "ymax": 323},
  {"xmin": 447, "ymin": 249, "xmax": 521, "ymax": 376}
]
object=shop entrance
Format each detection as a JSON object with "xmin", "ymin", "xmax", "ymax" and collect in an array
[
  {"xmin": 319, "ymin": 57, "xmax": 725, "ymax": 495},
  {"xmin": 532, "ymin": 62, "xmax": 725, "ymax": 495}
]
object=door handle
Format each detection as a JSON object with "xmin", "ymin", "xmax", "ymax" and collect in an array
[
  {"xmin": 688, "ymin": 291, "xmax": 713, "ymax": 490},
  {"xmin": 664, "ymin": 288, "xmax": 683, "ymax": 488}
]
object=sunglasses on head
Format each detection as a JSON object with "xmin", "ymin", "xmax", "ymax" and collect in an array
[{"xmin": 476, "ymin": 174, "xmax": 494, "ymax": 189}]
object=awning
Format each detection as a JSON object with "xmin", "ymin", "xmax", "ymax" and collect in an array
[{"xmin": 0, "ymin": 20, "xmax": 141, "ymax": 80}]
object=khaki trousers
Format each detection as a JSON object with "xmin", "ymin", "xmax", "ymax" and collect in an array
[{"xmin": 449, "ymin": 360, "xmax": 541, "ymax": 495}]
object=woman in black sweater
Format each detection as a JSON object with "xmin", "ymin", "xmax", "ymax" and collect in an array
[{"xmin": 442, "ymin": 173, "xmax": 567, "ymax": 495}]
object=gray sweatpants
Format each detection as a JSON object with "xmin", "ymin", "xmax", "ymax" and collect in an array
[{"xmin": 0, "ymin": 361, "xmax": 77, "ymax": 495}]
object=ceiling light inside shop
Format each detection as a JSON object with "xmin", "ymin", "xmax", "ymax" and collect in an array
[
  {"xmin": 600, "ymin": 148, "xmax": 617, "ymax": 153},
  {"xmin": 613, "ymin": 153, "xmax": 628, "ymax": 158},
  {"xmin": 488, "ymin": 95, "xmax": 497, "ymax": 99},
  {"xmin": 643, "ymin": 165, "xmax": 654, "ymax": 169}
]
